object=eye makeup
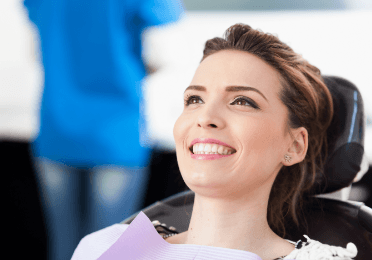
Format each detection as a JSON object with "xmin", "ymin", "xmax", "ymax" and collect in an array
[{"xmin": 183, "ymin": 94, "xmax": 260, "ymax": 109}]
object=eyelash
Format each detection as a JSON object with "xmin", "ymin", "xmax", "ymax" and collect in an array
[{"xmin": 184, "ymin": 94, "xmax": 259, "ymax": 109}]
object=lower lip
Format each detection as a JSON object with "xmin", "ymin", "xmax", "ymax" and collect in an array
[{"xmin": 191, "ymin": 153, "xmax": 234, "ymax": 160}]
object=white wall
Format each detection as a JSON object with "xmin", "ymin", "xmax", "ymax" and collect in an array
[{"xmin": 0, "ymin": 0, "xmax": 43, "ymax": 141}]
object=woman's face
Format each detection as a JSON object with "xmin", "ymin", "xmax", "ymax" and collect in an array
[{"xmin": 173, "ymin": 50, "xmax": 292, "ymax": 198}]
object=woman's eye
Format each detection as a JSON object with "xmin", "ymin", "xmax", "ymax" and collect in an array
[
  {"xmin": 184, "ymin": 95, "xmax": 203, "ymax": 106},
  {"xmin": 231, "ymin": 97, "xmax": 259, "ymax": 109},
  {"xmin": 184, "ymin": 95, "xmax": 259, "ymax": 109}
]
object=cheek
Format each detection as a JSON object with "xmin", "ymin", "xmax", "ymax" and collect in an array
[
  {"xmin": 173, "ymin": 113, "xmax": 189, "ymax": 145},
  {"xmin": 237, "ymin": 117, "xmax": 283, "ymax": 169}
]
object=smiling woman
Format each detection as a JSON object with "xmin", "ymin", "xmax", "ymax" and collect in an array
[
  {"xmin": 171, "ymin": 24, "xmax": 356, "ymax": 259},
  {"xmin": 174, "ymin": 23, "xmax": 334, "ymax": 239},
  {"xmin": 71, "ymin": 24, "xmax": 358, "ymax": 260}
]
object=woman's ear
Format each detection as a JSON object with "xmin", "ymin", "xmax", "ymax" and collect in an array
[{"xmin": 283, "ymin": 127, "xmax": 308, "ymax": 166}]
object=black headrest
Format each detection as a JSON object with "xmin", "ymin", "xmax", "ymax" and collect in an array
[{"xmin": 310, "ymin": 76, "xmax": 365, "ymax": 194}]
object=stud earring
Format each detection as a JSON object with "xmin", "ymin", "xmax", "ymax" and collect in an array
[{"xmin": 284, "ymin": 154, "xmax": 292, "ymax": 163}]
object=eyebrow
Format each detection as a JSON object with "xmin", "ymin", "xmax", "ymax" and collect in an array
[{"xmin": 184, "ymin": 85, "xmax": 268, "ymax": 102}]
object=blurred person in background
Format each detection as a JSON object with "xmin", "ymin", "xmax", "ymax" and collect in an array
[
  {"xmin": 23, "ymin": 0, "xmax": 184, "ymax": 260},
  {"xmin": 1, "ymin": 0, "xmax": 46, "ymax": 259}
]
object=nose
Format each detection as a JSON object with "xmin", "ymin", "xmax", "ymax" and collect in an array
[{"xmin": 196, "ymin": 104, "xmax": 226, "ymax": 129}]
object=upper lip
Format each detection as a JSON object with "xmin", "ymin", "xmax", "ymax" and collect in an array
[{"xmin": 189, "ymin": 138, "xmax": 236, "ymax": 152}]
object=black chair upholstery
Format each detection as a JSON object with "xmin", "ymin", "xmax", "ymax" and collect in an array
[
  {"xmin": 311, "ymin": 76, "xmax": 365, "ymax": 194},
  {"xmin": 122, "ymin": 76, "xmax": 372, "ymax": 259}
]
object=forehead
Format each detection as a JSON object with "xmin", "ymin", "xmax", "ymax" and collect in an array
[{"xmin": 190, "ymin": 50, "xmax": 282, "ymax": 98}]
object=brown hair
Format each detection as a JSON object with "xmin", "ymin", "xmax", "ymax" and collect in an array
[{"xmin": 201, "ymin": 24, "xmax": 334, "ymax": 238}]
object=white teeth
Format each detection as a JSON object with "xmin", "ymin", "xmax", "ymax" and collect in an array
[
  {"xmin": 204, "ymin": 144, "xmax": 212, "ymax": 153},
  {"xmin": 192, "ymin": 143, "xmax": 234, "ymax": 155}
]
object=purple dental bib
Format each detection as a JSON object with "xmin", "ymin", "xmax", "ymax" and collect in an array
[{"xmin": 97, "ymin": 211, "xmax": 264, "ymax": 260}]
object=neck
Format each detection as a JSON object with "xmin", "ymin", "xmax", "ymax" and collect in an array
[{"xmin": 184, "ymin": 186, "xmax": 280, "ymax": 254}]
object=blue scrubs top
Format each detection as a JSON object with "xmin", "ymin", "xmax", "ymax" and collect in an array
[{"xmin": 24, "ymin": 0, "xmax": 183, "ymax": 168}]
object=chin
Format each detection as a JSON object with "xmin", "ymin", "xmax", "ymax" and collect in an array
[{"xmin": 183, "ymin": 174, "xmax": 228, "ymax": 193}]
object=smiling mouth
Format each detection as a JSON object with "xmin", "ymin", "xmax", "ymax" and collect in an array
[{"xmin": 189, "ymin": 143, "xmax": 237, "ymax": 155}]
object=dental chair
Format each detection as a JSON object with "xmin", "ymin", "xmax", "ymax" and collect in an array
[{"xmin": 122, "ymin": 76, "xmax": 372, "ymax": 259}]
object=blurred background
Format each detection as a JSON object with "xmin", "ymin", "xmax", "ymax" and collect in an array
[{"xmin": 1, "ymin": 0, "xmax": 371, "ymax": 259}]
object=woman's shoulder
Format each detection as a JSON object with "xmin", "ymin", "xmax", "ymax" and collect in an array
[
  {"xmin": 71, "ymin": 223, "xmax": 129, "ymax": 260},
  {"xmin": 283, "ymin": 235, "xmax": 358, "ymax": 260}
]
